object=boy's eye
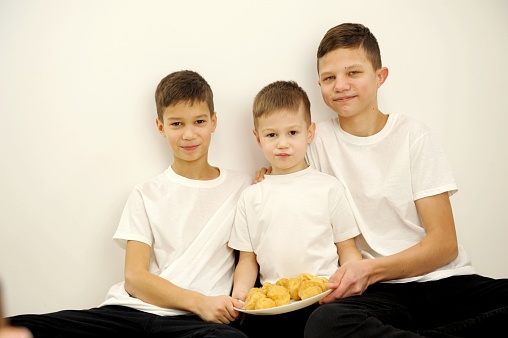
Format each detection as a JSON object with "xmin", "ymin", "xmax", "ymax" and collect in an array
[
  {"xmin": 323, "ymin": 76, "xmax": 335, "ymax": 81},
  {"xmin": 196, "ymin": 119, "xmax": 206, "ymax": 124},
  {"xmin": 289, "ymin": 131, "xmax": 298, "ymax": 136},
  {"xmin": 349, "ymin": 71, "xmax": 360, "ymax": 76},
  {"xmin": 266, "ymin": 133, "xmax": 276, "ymax": 138},
  {"xmin": 171, "ymin": 122, "xmax": 182, "ymax": 127}
]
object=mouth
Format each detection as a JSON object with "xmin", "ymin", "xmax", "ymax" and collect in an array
[
  {"xmin": 333, "ymin": 95, "xmax": 355, "ymax": 103},
  {"xmin": 276, "ymin": 153, "xmax": 290, "ymax": 157},
  {"xmin": 181, "ymin": 144, "xmax": 199, "ymax": 151}
]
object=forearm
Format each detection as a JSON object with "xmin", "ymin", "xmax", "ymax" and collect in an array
[
  {"xmin": 367, "ymin": 234, "xmax": 458, "ymax": 283},
  {"xmin": 337, "ymin": 238, "xmax": 363, "ymax": 266},
  {"xmin": 232, "ymin": 252, "xmax": 259, "ymax": 300},
  {"xmin": 125, "ymin": 268, "xmax": 204, "ymax": 312}
]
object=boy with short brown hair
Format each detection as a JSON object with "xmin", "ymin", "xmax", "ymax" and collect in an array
[{"xmin": 8, "ymin": 70, "xmax": 250, "ymax": 338}]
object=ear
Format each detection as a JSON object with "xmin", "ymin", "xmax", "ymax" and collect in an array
[
  {"xmin": 156, "ymin": 117, "xmax": 165, "ymax": 136},
  {"xmin": 211, "ymin": 112, "xmax": 217, "ymax": 132},
  {"xmin": 252, "ymin": 129, "xmax": 262, "ymax": 146},
  {"xmin": 376, "ymin": 67, "xmax": 389, "ymax": 88},
  {"xmin": 307, "ymin": 122, "xmax": 316, "ymax": 144}
]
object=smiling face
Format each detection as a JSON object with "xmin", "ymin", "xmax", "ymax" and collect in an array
[
  {"xmin": 253, "ymin": 106, "xmax": 315, "ymax": 175},
  {"xmin": 156, "ymin": 100, "xmax": 216, "ymax": 168},
  {"xmin": 318, "ymin": 47, "xmax": 387, "ymax": 120}
]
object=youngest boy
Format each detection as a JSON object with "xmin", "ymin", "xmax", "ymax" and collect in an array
[{"xmin": 228, "ymin": 80, "xmax": 362, "ymax": 337}]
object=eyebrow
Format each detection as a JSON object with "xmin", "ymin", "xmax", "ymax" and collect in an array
[
  {"xmin": 321, "ymin": 63, "xmax": 364, "ymax": 75},
  {"xmin": 260, "ymin": 124, "xmax": 304, "ymax": 133},
  {"xmin": 166, "ymin": 114, "xmax": 209, "ymax": 121}
]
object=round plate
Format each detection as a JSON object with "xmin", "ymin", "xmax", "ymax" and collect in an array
[{"xmin": 234, "ymin": 289, "xmax": 332, "ymax": 315}]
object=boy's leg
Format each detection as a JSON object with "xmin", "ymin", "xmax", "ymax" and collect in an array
[
  {"xmin": 237, "ymin": 304, "xmax": 322, "ymax": 338},
  {"xmin": 150, "ymin": 315, "xmax": 248, "ymax": 338},
  {"xmin": 418, "ymin": 274, "xmax": 508, "ymax": 337},
  {"xmin": 304, "ymin": 283, "xmax": 423, "ymax": 338},
  {"xmin": 8, "ymin": 305, "xmax": 147, "ymax": 337}
]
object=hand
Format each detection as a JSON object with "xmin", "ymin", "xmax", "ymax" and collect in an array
[
  {"xmin": 254, "ymin": 166, "xmax": 272, "ymax": 183},
  {"xmin": 320, "ymin": 260, "xmax": 372, "ymax": 304},
  {"xmin": 0, "ymin": 326, "xmax": 33, "ymax": 338},
  {"xmin": 195, "ymin": 295, "xmax": 242, "ymax": 324}
]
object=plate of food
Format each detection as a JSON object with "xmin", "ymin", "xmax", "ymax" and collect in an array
[{"xmin": 234, "ymin": 273, "xmax": 332, "ymax": 315}]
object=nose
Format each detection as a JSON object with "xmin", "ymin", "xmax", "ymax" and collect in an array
[
  {"xmin": 277, "ymin": 136, "xmax": 289, "ymax": 149},
  {"xmin": 333, "ymin": 75, "xmax": 351, "ymax": 92},
  {"xmin": 182, "ymin": 126, "xmax": 196, "ymax": 140}
]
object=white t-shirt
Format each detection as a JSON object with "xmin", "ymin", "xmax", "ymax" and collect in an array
[
  {"xmin": 306, "ymin": 113, "xmax": 475, "ymax": 283},
  {"xmin": 99, "ymin": 166, "xmax": 251, "ymax": 316},
  {"xmin": 228, "ymin": 166, "xmax": 360, "ymax": 285}
]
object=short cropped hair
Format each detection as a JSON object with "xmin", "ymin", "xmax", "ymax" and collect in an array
[
  {"xmin": 317, "ymin": 23, "xmax": 382, "ymax": 71},
  {"xmin": 252, "ymin": 80, "xmax": 311, "ymax": 130},
  {"xmin": 155, "ymin": 70, "xmax": 214, "ymax": 122}
]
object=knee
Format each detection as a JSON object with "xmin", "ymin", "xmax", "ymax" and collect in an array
[{"xmin": 304, "ymin": 304, "xmax": 339, "ymax": 337}]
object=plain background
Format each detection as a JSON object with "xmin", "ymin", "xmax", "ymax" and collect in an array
[{"xmin": 1, "ymin": 0, "xmax": 507, "ymax": 317}]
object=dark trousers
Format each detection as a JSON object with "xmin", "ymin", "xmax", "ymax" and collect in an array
[
  {"xmin": 8, "ymin": 305, "xmax": 248, "ymax": 338},
  {"xmin": 233, "ymin": 303, "xmax": 319, "ymax": 338},
  {"xmin": 304, "ymin": 274, "xmax": 508, "ymax": 337}
]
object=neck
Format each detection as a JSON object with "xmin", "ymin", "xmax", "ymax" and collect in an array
[
  {"xmin": 171, "ymin": 160, "xmax": 219, "ymax": 180},
  {"xmin": 339, "ymin": 109, "xmax": 387, "ymax": 137}
]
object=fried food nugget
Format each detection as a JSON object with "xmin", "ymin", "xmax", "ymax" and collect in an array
[
  {"xmin": 298, "ymin": 280, "xmax": 323, "ymax": 300},
  {"xmin": 260, "ymin": 282, "xmax": 273, "ymax": 293},
  {"xmin": 276, "ymin": 277, "xmax": 289, "ymax": 289},
  {"xmin": 244, "ymin": 289, "xmax": 265, "ymax": 310},
  {"xmin": 266, "ymin": 284, "xmax": 290, "ymax": 306},
  {"xmin": 287, "ymin": 277, "xmax": 303, "ymax": 301},
  {"xmin": 255, "ymin": 296, "xmax": 276, "ymax": 310},
  {"xmin": 311, "ymin": 276, "xmax": 329, "ymax": 292}
]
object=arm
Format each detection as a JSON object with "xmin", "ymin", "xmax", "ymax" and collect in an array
[
  {"xmin": 231, "ymin": 251, "xmax": 259, "ymax": 301},
  {"xmin": 123, "ymin": 240, "xmax": 242, "ymax": 323},
  {"xmin": 323, "ymin": 192, "xmax": 458, "ymax": 302},
  {"xmin": 336, "ymin": 237, "xmax": 362, "ymax": 266}
]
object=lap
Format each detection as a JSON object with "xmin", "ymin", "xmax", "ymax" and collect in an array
[
  {"xmin": 305, "ymin": 274, "xmax": 508, "ymax": 337},
  {"xmin": 9, "ymin": 305, "xmax": 247, "ymax": 338}
]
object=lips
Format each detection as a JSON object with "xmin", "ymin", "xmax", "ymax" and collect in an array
[
  {"xmin": 182, "ymin": 145, "xmax": 199, "ymax": 151},
  {"xmin": 333, "ymin": 95, "xmax": 355, "ymax": 102}
]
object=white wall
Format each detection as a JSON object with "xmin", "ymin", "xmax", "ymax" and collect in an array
[{"xmin": 1, "ymin": 0, "xmax": 507, "ymax": 317}]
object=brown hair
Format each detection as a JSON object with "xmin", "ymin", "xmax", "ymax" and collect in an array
[
  {"xmin": 252, "ymin": 80, "xmax": 311, "ymax": 130},
  {"xmin": 317, "ymin": 23, "xmax": 382, "ymax": 71},
  {"xmin": 154, "ymin": 70, "xmax": 214, "ymax": 122}
]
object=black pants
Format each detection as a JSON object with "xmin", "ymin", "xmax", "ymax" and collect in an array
[
  {"xmin": 8, "ymin": 305, "xmax": 248, "ymax": 338},
  {"xmin": 304, "ymin": 274, "xmax": 508, "ymax": 338},
  {"xmin": 234, "ymin": 303, "xmax": 318, "ymax": 338}
]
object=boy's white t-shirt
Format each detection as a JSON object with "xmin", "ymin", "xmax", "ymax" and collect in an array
[
  {"xmin": 306, "ymin": 113, "xmax": 475, "ymax": 283},
  {"xmin": 229, "ymin": 166, "xmax": 360, "ymax": 285},
  {"xmin": 99, "ymin": 166, "xmax": 251, "ymax": 316}
]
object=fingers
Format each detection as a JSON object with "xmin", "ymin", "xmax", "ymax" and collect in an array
[{"xmin": 253, "ymin": 166, "xmax": 272, "ymax": 183}]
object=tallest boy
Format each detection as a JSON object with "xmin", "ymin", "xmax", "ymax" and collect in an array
[{"xmin": 298, "ymin": 23, "xmax": 508, "ymax": 336}]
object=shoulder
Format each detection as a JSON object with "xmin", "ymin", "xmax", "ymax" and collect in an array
[
  {"xmin": 306, "ymin": 168, "xmax": 345, "ymax": 190},
  {"xmin": 314, "ymin": 118, "xmax": 337, "ymax": 137},
  {"xmin": 392, "ymin": 113, "xmax": 433, "ymax": 137},
  {"xmin": 133, "ymin": 170, "xmax": 168, "ymax": 193},
  {"xmin": 221, "ymin": 168, "xmax": 252, "ymax": 187}
]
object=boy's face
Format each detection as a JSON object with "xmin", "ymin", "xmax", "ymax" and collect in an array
[
  {"xmin": 318, "ymin": 47, "xmax": 387, "ymax": 119},
  {"xmin": 253, "ymin": 106, "xmax": 315, "ymax": 175},
  {"xmin": 156, "ymin": 100, "xmax": 216, "ymax": 165}
]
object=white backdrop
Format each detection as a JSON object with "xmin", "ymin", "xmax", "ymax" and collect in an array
[{"xmin": 1, "ymin": 0, "xmax": 507, "ymax": 317}]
